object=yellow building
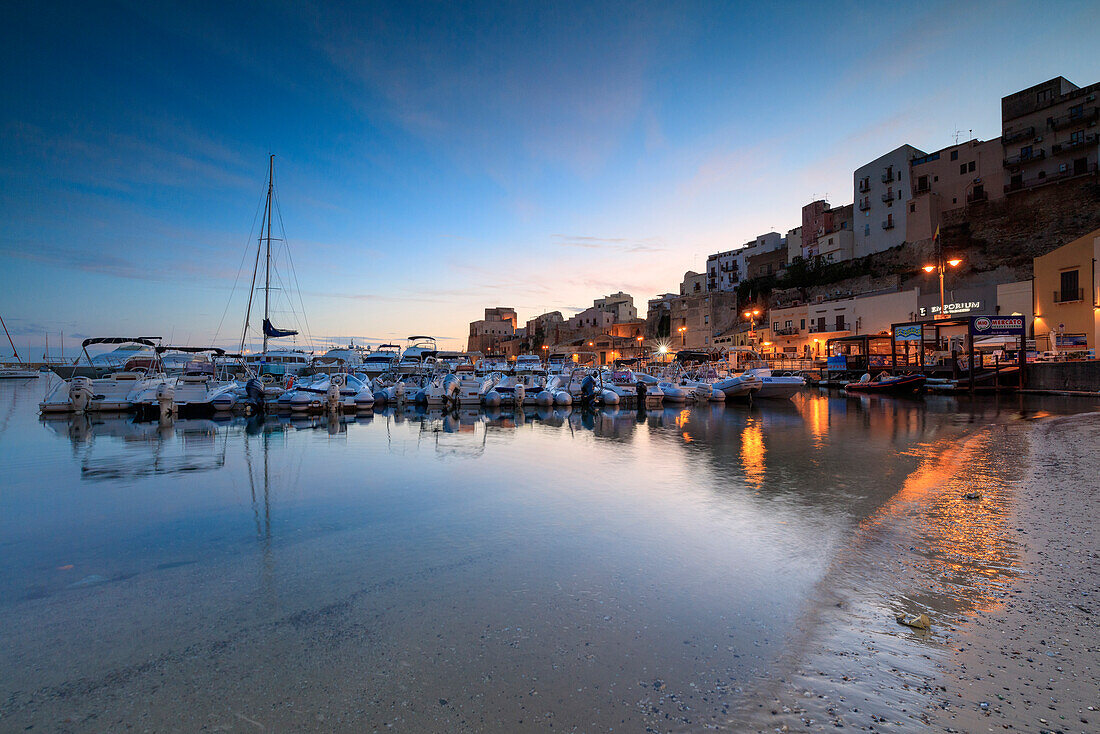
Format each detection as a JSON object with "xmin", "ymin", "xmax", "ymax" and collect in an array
[{"xmin": 1033, "ymin": 228, "xmax": 1099, "ymax": 351}]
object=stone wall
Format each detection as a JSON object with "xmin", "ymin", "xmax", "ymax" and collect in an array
[{"xmin": 1026, "ymin": 361, "xmax": 1100, "ymax": 392}]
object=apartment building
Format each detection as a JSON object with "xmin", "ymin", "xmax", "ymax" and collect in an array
[
  {"xmin": 1002, "ymin": 76, "xmax": 1100, "ymax": 194},
  {"xmin": 705, "ymin": 249, "xmax": 741, "ymax": 292},
  {"xmin": 853, "ymin": 144, "xmax": 926, "ymax": 258},
  {"xmin": 764, "ymin": 289, "xmax": 921, "ymax": 358},
  {"xmin": 803, "ymin": 203, "xmax": 853, "ymax": 262},
  {"xmin": 468, "ymin": 306, "xmax": 518, "ymax": 353},
  {"xmin": 906, "ymin": 138, "xmax": 1005, "ymax": 242},
  {"xmin": 593, "ymin": 291, "xmax": 638, "ymax": 322},
  {"xmin": 1033, "ymin": 227, "xmax": 1099, "ymax": 351}
]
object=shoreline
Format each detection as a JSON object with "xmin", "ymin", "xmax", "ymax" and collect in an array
[{"xmin": 741, "ymin": 411, "xmax": 1100, "ymax": 733}]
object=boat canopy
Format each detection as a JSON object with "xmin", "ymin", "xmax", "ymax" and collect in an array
[
  {"xmin": 674, "ymin": 350, "xmax": 716, "ymax": 363},
  {"xmin": 82, "ymin": 337, "xmax": 160, "ymax": 348},
  {"xmin": 155, "ymin": 346, "xmax": 226, "ymax": 355}
]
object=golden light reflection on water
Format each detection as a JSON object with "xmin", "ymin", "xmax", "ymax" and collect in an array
[
  {"xmin": 796, "ymin": 393, "xmax": 830, "ymax": 447},
  {"xmin": 740, "ymin": 419, "xmax": 765, "ymax": 488},
  {"xmin": 864, "ymin": 428, "xmax": 1022, "ymax": 619}
]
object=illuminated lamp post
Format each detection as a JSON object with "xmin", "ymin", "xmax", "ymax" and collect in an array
[
  {"xmin": 742, "ymin": 308, "xmax": 762, "ymax": 346},
  {"xmin": 923, "ymin": 231, "xmax": 962, "ymax": 320},
  {"xmin": 677, "ymin": 326, "xmax": 687, "ymax": 345}
]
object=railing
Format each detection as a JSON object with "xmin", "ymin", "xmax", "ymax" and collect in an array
[
  {"xmin": 881, "ymin": 171, "xmax": 894, "ymax": 183},
  {"xmin": 858, "ymin": 199, "xmax": 870, "ymax": 211},
  {"xmin": 881, "ymin": 219, "xmax": 895, "ymax": 230},
  {"xmin": 1054, "ymin": 288, "xmax": 1084, "ymax": 303},
  {"xmin": 966, "ymin": 190, "xmax": 988, "ymax": 203},
  {"xmin": 881, "ymin": 191, "xmax": 895, "ymax": 203},
  {"xmin": 858, "ymin": 179, "xmax": 871, "ymax": 193},
  {"xmin": 914, "ymin": 183, "xmax": 930, "ymax": 194},
  {"xmin": 1004, "ymin": 161, "xmax": 1098, "ymax": 192},
  {"xmin": 1052, "ymin": 135, "xmax": 1096, "ymax": 155},
  {"xmin": 1002, "ymin": 126, "xmax": 1035, "ymax": 146},
  {"xmin": 773, "ymin": 326, "xmax": 800, "ymax": 336},
  {"xmin": 1004, "ymin": 149, "xmax": 1045, "ymax": 167},
  {"xmin": 1050, "ymin": 107, "xmax": 1099, "ymax": 130}
]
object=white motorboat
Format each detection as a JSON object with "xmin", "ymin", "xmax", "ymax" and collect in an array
[
  {"xmin": 40, "ymin": 357, "xmax": 170, "ymax": 414},
  {"xmin": 49, "ymin": 337, "xmax": 160, "ymax": 379},
  {"xmin": 489, "ymin": 369, "xmax": 526, "ymax": 406},
  {"xmin": 281, "ymin": 372, "xmax": 374, "ymax": 412},
  {"xmin": 361, "ymin": 344, "xmax": 401, "ymax": 378},
  {"xmin": 602, "ymin": 368, "xmax": 664, "ymax": 407},
  {"xmin": 518, "ymin": 367, "xmax": 555, "ymax": 407},
  {"xmin": 132, "ymin": 347, "xmax": 241, "ymax": 418},
  {"xmin": 312, "ymin": 342, "xmax": 369, "ymax": 371},
  {"xmin": 398, "ymin": 336, "xmax": 437, "ymax": 375},
  {"xmin": 740, "ymin": 367, "xmax": 805, "ymax": 400}
]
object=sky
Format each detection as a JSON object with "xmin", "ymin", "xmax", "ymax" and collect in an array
[{"xmin": 2, "ymin": 0, "xmax": 1099, "ymax": 356}]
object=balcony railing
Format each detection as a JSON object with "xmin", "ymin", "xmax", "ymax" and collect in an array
[
  {"xmin": 773, "ymin": 326, "xmax": 800, "ymax": 336},
  {"xmin": 1004, "ymin": 161, "xmax": 1099, "ymax": 192},
  {"xmin": 858, "ymin": 179, "xmax": 871, "ymax": 193},
  {"xmin": 881, "ymin": 171, "xmax": 894, "ymax": 183},
  {"xmin": 881, "ymin": 191, "xmax": 895, "ymax": 203},
  {"xmin": 1002, "ymin": 126, "xmax": 1035, "ymax": 146},
  {"xmin": 1054, "ymin": 288, "xmax": 1084, "ymax": 303},
  {"xmin": 858, "ymin": 199, "xmax": 871, "ymax": 211},
  {"xmin": 1050, "ymin": 107, "xmax": 1099, "ymax": 130},
  {"xmin": 914, "ymin": 183, "xmax": 930, "ymax": 194},
  {"xmin": 966, "ymin": 190, "xmax": 988, "ymax": 204},
  {"xmin": 1003, "ymin": 149, "xmax": 1045, "ymax": 167},
  {"xmin": 881, "ymin": 219, "xmax": 895, "ymax": 230},
  {"xmin": 1052, "ymin": 134, "xmax": 1096, "ymax": 155}
]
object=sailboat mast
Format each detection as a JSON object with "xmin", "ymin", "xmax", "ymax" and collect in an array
[
  {"xmin": 263, "ymin": 154, "xmax": 274, "ymax": 355},
  {"xmin": 0, "ymin": 314, "xmax": 20, "ymax": 364}
]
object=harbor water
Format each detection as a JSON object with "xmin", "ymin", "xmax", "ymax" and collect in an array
[{"xmin": 0, "ymin": 377, "xmax": 1094, "ymax": 732}]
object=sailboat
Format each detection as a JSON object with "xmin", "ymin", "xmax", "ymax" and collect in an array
[
  {"xmin": 238, "ymin": 156, "xmax": 312, "ymax": 384},
  {"xmin": 0, "ymin": 315, "xmax": 39, "ymax": 379}
]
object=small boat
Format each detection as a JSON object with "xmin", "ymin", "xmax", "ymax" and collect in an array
[
  {"xmin": 740, "ymin": 367, "xmax": 804, "ymax": 400},
  {"xmin": 361, "ymin": 344, "xmax": 402, "ymax": 379},
  {"xmin": 843, "ymin": 372, "xmax": 926, "ymax": 395}
]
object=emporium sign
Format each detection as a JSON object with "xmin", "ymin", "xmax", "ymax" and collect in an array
[
  {"xmin": 969, "ymin": 316, "xmax": 1024, "ymax": 337},
  {"xmin": 918, "ymin": 300, "xmax": 982, "ymax": 317}
]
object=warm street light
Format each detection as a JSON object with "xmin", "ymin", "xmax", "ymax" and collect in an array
[
  {"xmin": 677, "ymin": 325, "xmax": 687, "ymax": 345},
  {"xmin": 742, "ymin": 308, "xmax": 762, "ymax": 345},
  {"xmin": 923, "ymin": 252, "xmax": 963, "ymax": 319}
]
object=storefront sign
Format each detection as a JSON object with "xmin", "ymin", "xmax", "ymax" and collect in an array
[
  {"xmin": 919, "ymin": 300, "xmax": 982, "ymax": 317},
  {"xmin": 826, "ymin": 355, "xmax": 847, "ymax": 370},
  {"xmin": 969, "ymin": 316, "xmax": 1024, "ymax": 337},
  {"xmin": 1055, "ymin": 333, "xmax": 1088, "ymax": 347},
  {"xmin": 894, "ymin": 324, "xmax": 923, "ymax": 341}
]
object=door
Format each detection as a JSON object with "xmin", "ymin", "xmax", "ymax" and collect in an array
[{"xmin": 1073, "ymin": 157, "xmax": 1087, "ymax": 176}]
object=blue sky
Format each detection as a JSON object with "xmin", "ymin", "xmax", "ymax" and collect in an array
[{"xmin": 2, "ymin": 0, "xmax": 1098, "ymax": 355}]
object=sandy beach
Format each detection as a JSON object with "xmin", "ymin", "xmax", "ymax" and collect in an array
[{"xmin": 746, "ymin": 411, "xmax": 1100, "ymax": 733}]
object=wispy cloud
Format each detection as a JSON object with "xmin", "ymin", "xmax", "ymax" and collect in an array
[{"xmin": 552, "ymin": 234, "xmax": 667, "ymax": 253}]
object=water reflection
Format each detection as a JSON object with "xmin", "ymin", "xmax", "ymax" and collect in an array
[{"xmin": 1, "ymin": 381, "xmax": 1098, "ymax": 733}]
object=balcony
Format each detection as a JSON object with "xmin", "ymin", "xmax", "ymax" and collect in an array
[
  {"xmin": 858, "ymin": 179, "xmax": 871, "ymax": 193},
  {"xmin": 914, "ymin": 183, "xmax": 930, "ymax": 194},
  {"xmin": 881, "ymin": 219, "xmax": 895, "ymax": 230},
  {"xmin": 881, "ymin": 191, "xmax": 895, "ymax": 203},
  {"xmin": 881, "ymin": 171, "xmax": 894, "ymax": 183},
  {"xmin": 966, "ymin": 190, "xmax": 988, "ymax": 204},
  {"xmin": 1003, "ymin": 149, "xmax": 1045, "ymax": 167},
  {"xmin": 1050, "ymin": 107, "xmax": 1099, "ymax": 130},
  {"xmin": 1002, "ymin": 126, "xmax": 1035, "ymax": 146},
  {"xmin": 1052, "ymin": 134, "xmax": 1097, "ymax": 155},
  {"xmin": 773, "ymin": 326, "xmax": 800, "ymax": 336},
  {"xmin": 1054, "ymin": 288, "xmax": 1084, "ymax": 303},
  {"xmin": 858, "ymin": 199, "xmax": 871, "ymax": 211}
]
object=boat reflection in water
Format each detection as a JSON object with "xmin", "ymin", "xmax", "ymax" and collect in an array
[{"xmin": 3, "ymin": 383, "xmax": 1098, "ymax": 733}]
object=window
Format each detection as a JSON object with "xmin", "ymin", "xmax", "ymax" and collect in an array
[
  {"xmin": 950, "ymin": 150, "xmax": 958, "ymax": 161},
  {"xmin": 800, "ymin": 319, "xmax": 806, "ymax": 330},
  {"xmin": 910, "ymin": 204, "xmax": 916, "ymax": 213},
  {"xmin": 1070, "ymin": 130, "xmax": 1084, "ymax": 143},
  {"xmin": 785, "ymin": 320, "xmax": 792, "ymax": 329},
  {"xmin": 773, "ymin": 321, "xmax": 779, "ymax": 331},
  {"xmin": 960, "ymin": 163, "xmax": 967, "ymax": 175},
  {"xmin": 864, "ymin": 224, "xmax": 870, "ymax": 236},
  {"xmin": 836, "ymin": 315, "xmax": 846, "ymax": 331},
  {"xmin": 817, "ymin": 317, "xmax": 826, "ymax": 332},
  {"xmin": 1020, "ymin": 145, "xmax": 1032, "ymax": 159},
  {"xmin": 1070, "ymin": 104, "xmax": 1083, "ymax": 119},
  {"xmin": 1037, "ymin": 89, "xmax": 1052, "ymax": 105},
  {"xmin": 968, "ymin": 161, "xmax": 976, "ymax": 173},
  {"xmin": 704, "ymin": 314, "xmax": 709, "ymax": 325},
  {"xmin": 1060, "ymin": 269, "xmax": 1080, "ymax": 301}
]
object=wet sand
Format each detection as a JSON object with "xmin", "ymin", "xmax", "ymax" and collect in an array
[{"xmin": 746, "ymin": 412, "xmax": 1100, "ymax": 733}]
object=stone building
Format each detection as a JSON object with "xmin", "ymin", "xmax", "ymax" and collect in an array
[
  {"xmin": 853, "ymin": 144, "xmax": 925, "ymax": 257},
  {"xmin": 906, "ymin": 138, "xmax": 1005, "ymax": 243}
]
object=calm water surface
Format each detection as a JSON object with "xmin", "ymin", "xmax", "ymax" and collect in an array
[{"xmin": 0, "ymin": 377, "xmax": 1092, "ymax": 732}]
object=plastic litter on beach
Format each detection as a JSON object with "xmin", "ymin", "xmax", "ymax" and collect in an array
[{"xmin": 896, "ymin": 613, "xmax": 931, "ymax": 630}]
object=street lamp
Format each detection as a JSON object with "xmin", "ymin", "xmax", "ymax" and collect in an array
[
  {"xmin": 677, "ymin": 325, "xmax": 687, "ymax": 345},
  {"xmin": 742, "ymin": 308, "xmax": 762, "ymax": 345},
  {"xmin": 923, "ymin": 255, "xmax": 962, "ymax": 319}
]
